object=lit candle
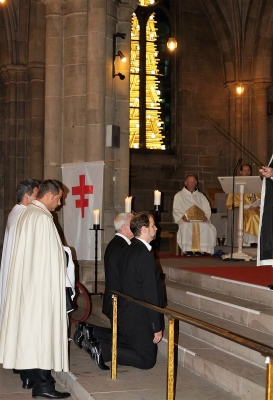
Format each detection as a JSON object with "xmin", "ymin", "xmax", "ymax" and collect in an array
[
  {"xmin": 93, "ymin": 209, "xmax": 100, "ymax": 225},
  {"xmin": 125, "ymin": 196, "xmax": 132, "ymax": 213},
  {"xmin": 154, "ymin": 190, "xmax": 161, "ymax": 206}
]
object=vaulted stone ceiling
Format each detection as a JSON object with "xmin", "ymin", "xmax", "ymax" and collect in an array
[{"xmin": 200, "ymin": 0, "xmax": 273, "ymax": 85}]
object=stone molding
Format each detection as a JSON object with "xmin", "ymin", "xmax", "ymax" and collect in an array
[
  {"xmin": 41, "ymin": 0, "xmax": 63, "ymax": 14},
  {"xmin": 27, "ymin": 63, "xmax": 45, "ymax": 80}
]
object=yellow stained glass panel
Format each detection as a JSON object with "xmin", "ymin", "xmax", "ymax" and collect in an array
[{"xmin": 130, "ymin": 7, "xmax": 165, "ymax": 150}]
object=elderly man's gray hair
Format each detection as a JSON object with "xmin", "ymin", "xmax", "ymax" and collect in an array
[{"xmin": 114, "ymin": 213, "xmax": 134, "ymax": 232}]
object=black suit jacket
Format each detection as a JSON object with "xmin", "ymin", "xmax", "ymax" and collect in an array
[
  {"xmin": 118, "ymin": 238, "xmax": 165, "ymax": 333},
  {"xmin": 102, "ymin": 235, "xmax": 129, "ymax": 319}
]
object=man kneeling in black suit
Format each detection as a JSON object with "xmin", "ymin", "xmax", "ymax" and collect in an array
[{"xmin": 84, "ymin": 212, "xmax": 165, "ymax": 370}]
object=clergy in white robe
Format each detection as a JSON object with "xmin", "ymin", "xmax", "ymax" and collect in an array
[
  {"xmin": 0, "ymin": 179, "xmax": 39, "ymax": 328},
  {"xmin": 226, "ymin": 164, "xmax": 261, "ymax": 246},
  {"xmin": 173, "ymin": 175, "xmax": 217, "ymax": 255},
  {"xmin": 258, "ymin": 158, "xmax": 273, "ymax": 265},
  {"xmin": 0, "ymin": 180, "xmax": 70, "ymax": 398},
  {"xmin": 0, "ymin": 204, "xmax": 26, "ymax": 327}
]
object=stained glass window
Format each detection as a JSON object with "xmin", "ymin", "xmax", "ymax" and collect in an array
[{"xmin": 130, "ymin": 0, "xmax": 172, "ymax": 150}]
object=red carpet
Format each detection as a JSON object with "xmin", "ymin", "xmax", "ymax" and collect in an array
[
  {"xmin": 181, "ymin": 266, "xmax": 273, "ymax": 287},
  {"xmin": 158, "ymin": 254, "xmax": 212, "ymax": 259}
]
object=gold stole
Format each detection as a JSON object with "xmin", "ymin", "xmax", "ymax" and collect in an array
[
  {"xmin": 192, "ymin": 222, "xmax": 200, "ymax": 252},
  {"xmin": 185, "ymin": 205, "xmax": 206, "ymax": 252}
]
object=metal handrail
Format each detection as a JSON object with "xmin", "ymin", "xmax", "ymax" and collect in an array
[{"xmin": 110, "ymin": 289, "xmax": 273, "ymax": 400}]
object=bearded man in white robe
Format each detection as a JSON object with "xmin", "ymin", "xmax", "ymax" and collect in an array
[
  {"xmin": 173, "ymin": 175, "xmax": 217, "ymax": 255},
  {"xmin": 0, "ymin": 179, "xmax": 39, "ymax": 329},
  {"xmin": 0, "ymin": 180, "xmax": 70, "ymax": 399}
]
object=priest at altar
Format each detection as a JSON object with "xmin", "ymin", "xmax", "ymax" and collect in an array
[
  {"xmin": 173, "ymin": 174, "xmax": 217, "ymax": 256},
  {"xmin": 226, "ymin": 164, "xmax": 261, "ymax": 246}
]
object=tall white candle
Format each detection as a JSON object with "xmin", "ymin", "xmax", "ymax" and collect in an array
[
  {"xmin": 154, "ymin": 190, "xmax": 161, "ymax": 206},
  {"xmin": 93, "ymin": 209, "xmax": 100, "ymax": 225},
  {"xmin": 125, "ymin": 196, "xmax": 132, "ymax": 213}
]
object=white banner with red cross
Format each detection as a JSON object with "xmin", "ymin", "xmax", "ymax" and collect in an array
[{"xmin": 61, "ymin": 161, "xmax": 104, "ymax": 260}]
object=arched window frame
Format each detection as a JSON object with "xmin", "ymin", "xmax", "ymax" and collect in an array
[{"xmin": 130, "ymin": 0, "xmax": 174, "ymax": 152}]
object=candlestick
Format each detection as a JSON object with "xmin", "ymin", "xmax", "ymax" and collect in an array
[
  {"xmin": 154, "ymin": 190, "xmax": 161, "ymax": 206},
  {"xmin": 93, "ymin": 209, "xmax": 100, "ymax": 225},
  {"xmin": 125, "ymin": 196, "xmax": 132, "ymax": 213}
]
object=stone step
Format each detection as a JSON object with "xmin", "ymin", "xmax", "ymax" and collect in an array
[
  {"xmin": 75, "ymin": 280, "xmax": 272, "ymax": 367},
  {"xmin": 74, "ymin": 281, "xmax": 272, "ymax": 368},
  {"xmin": 71, "ymin": 297, "xmax": 265, "ymax": 399},
  {"xmin": 165, "ymin": 279, "xmax": 273, "ymax": 335},
  {"xmin": 164, "ymin": 300, "xmax": 270, "ymax": 368},
  {"xmin": 56, "ymin": 335, "xmax": 241, "ymax": 400},
  {"xmin": 72, "ymin": 278, "xmax": 270, "ymax": 399},
  {"xmin": 162, "ymin": 265, "xmax": 273, "ymax": 306},
  {"xmin": 159, "ymin": 328, "xmax": 266, "ymax": 400}
]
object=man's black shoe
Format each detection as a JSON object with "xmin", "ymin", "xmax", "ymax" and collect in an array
[
  {"xmin": 13, "ymin": 369, "xmax": 20, "ymax": 374},
  {"xmin": 82, "ymin": 324, "xmax": 97, "ymax": 354},
  {"xmin": 73, "ymin": 321, "xmax": 86, "ymax": 349},
  {"xmin": 32, "ymin": 389, "xmax": 71, "ymax": 399},
  {"xmin": 186, "ymin": 251, "xmax": 193, "ymax": 256},
  {"xmin": 22, "ymin": 378, "xmax": 33, "ymax": 389},
  {"xmin": 193, "ymin": 252, "xmax": 201, "ymax": 256},
  {"xmin": 90, "ymin": 342, "xmax": 110, "ymax": 370},
  {"xmin": 84, "ymin": 324, "xmax": 96, "ymax": 343}
]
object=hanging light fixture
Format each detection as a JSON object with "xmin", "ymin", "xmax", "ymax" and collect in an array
[
  {"xmin": 167, "ymin": 38, "xmax": 177, "ymax": 51},
  {"xmin": 236, "ymin": 1, "xmax": 244, "ymax": 95}
]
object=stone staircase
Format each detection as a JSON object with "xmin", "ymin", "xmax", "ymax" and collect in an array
[
  {"xmin": 159, "ymin": 264, "xmax": 273, "ymax": 400},
  {"xmin": 74, "ymin": 264, "xmax": 273, "ymax": 399}
]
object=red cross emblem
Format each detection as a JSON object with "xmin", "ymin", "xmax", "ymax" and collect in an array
[{"xmin": 72, "ymin": 175, "xmax": 93, "ymax": 218}]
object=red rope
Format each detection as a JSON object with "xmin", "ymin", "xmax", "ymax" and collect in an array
[{"xmin": 70, "ymin": 282, "xmax": 91, "ymax": 324}]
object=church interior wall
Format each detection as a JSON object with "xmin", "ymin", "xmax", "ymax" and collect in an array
[
  {"xmin": 0, "ymin": 0, "xmax": 273, "ymax": 284},
  {"xmin": 130, "ymin": 0, "xmax": 230, "ymax": 220}
]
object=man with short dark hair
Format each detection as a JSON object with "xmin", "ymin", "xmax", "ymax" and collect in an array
[
  {"xmin": 89, "ymin": 212, "xmax": 165, "ymax": 370},
  {"xmin": 0, "ymin": 179, "xmax": 70, "ymax": 399}
]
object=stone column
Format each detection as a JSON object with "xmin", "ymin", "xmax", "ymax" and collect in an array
[
  {"xmin": 62, "ymin": 0, "xmax": 87, "ymax": 164},
  {"xmin": 16, "ymin": 67, "xmax": 29, "ymax": 179},
  {"xmin": 103, "ymin": 1, "xmax": 135, "ymax": 246},
  {"xmin": 43, "ymin": 0, "xmax": 64, "ymax": 181},
  {"xmin": 227, "ymin": 81, "xmax": 270, "ymax": 172},
  {"xmin": 1, "ymin": 67, "xmax": 16, "ymax": 215},
  {"xmin": 86, "ymin": 0, "xmax": 107, "ymax": 162},
  {"xmin": 80, "ymin": 0, "xmax": 108, "ymax": 287},
  {"xmin": 27, "ymin": 0, "xmax": 46, "ymax": 181},
  {"xmin": 3, "ymin": 65, "xmax": 29, "ymax": 209},
  {"xmin": 227, "ymin": 83, "xmax": 241, "ymax": 171},
  {"xmin": 28, "ymin": 63, "xmax": 45, "ymax": 181},
  {"xmin": 0, "ymin": 71, "xmax": 5, "ymax": 244},
  {"xmin": 113, "ymin": 2, "xmax": 136, "ymax": 210},
  {"xmin": 103, "ymin": 0, "xmax": 119, "ymax": 242},
  {"xmin": 252, "ymin": 82, "xmax": 271, "ymax": 165}
]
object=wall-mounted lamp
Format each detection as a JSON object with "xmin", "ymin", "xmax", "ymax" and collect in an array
[
  {"xmin": 167, "ymin": 37, "xmax": 178, "ymax": 51},
  {"xmin": 116, "ymin": 73, "xmax": 125, "ymax": 80},
  {"xmin": 117, "ymin": 51, "xmax": 126, "ymax": 62},
  {"xmin": 236, "ymin": 83, "xmax": 244, "ymax": 95},
  {"xmin": 113, "ymin": 32, "xmax": 126, "ymax": 80}
]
